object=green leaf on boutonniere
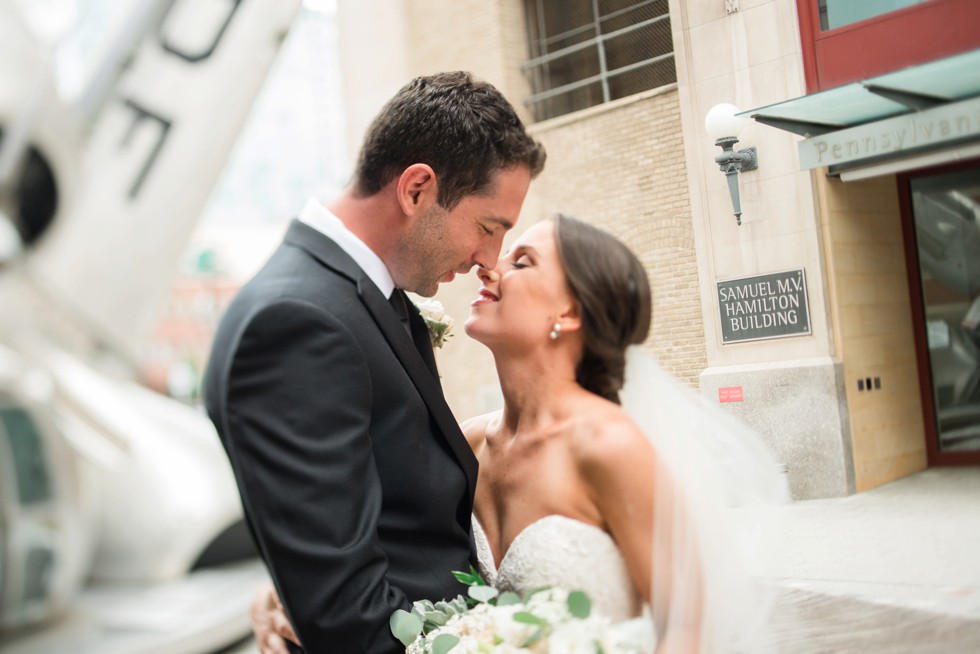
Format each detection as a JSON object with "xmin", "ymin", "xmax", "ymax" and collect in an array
[
  {"xmin": 468, "ymin": 585, "xmax": 499, "ymax": 603},
  {"xmin": 432, "ymin": 633, "xmax": 459, "ymax": 654},
  {"xmin": 496, "ymin": 591, "xmax": 522, "ymax": 606},
  {"xmin": 567, "ymin": 590, "xmax": 591, "ymax": 618},
  {"xmin": 390, "ymin": 609, "xmax": 422, "ymax": 646}
]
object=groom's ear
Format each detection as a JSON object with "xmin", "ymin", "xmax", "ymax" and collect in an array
[{"xmin": 396, "ymin": 164, "xmax": 439, "ymax": 217}]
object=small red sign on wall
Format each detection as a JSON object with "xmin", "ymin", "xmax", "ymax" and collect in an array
[{"xmin": 719, "ymin": 386, "xmax": 744, "ymax": 403}]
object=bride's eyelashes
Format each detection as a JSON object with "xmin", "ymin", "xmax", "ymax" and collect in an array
[{"xmin": 509, "ymin": 252, "xmax": 533, "ymax": 269}]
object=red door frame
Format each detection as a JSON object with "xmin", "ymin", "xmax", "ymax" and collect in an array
[
  {"xmin": 796, "ymin": 0, "xmax": 980, "ymax": 92},
  {"xmin": 898, "ymin": 158, "xmax": 980, "ymax": 466}
]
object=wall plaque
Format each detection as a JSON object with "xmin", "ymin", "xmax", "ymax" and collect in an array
[{"xmin": 718, "ymin": 269, "xmax": 811, "ymax": 343}]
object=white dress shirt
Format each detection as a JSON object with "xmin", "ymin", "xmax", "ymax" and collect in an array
[{"xmin": 298, "ymin": 198, "xmax": 395, "ymax": 299}]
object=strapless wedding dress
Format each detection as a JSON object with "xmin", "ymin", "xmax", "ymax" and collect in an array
[{"xmin": 472, "ymin": 514, "xmax": 645, "ymax": 623}]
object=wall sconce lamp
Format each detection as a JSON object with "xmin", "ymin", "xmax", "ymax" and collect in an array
[{"xmin": 704, "ymin": 103, "xmax": 758, "ymax": 226}]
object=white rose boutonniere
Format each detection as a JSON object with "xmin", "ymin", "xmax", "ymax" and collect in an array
[{"xmin": 414, "ymin": 299, "xmax": 455, "ymax": 348}]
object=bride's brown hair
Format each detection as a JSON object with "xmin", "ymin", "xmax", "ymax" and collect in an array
[{"xmin": 553, "ymin": 214, "xmax": 652, "ymax": 404}]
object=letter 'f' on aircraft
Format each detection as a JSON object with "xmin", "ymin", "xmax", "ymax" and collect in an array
[{"xmin": 0, "ymin": 0, "xmax": 303, "ymax": 650}]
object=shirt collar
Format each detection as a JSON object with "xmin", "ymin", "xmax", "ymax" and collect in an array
[{"xmin": 298, "ymin": 198, "xmax": 395, "ymax": 299}]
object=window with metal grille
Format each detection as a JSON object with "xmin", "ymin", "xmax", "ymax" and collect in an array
[{"xmin": 522, "ymin": 0, "xmax": 675, "ymax": 122}]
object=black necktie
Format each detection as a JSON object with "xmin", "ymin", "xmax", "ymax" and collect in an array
[
  {"xmin": 389, "ymin": 289, "xmax": 412, "ymax": 335},
  {"xmin": 390, "ymin": 288, "xmax": 440, "ymax": 383}
]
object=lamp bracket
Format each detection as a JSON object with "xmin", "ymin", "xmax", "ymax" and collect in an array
[
  {"xmin": 713, "ymin": 139, "xmax": 758, "ymax": 173},
  {"xmin": 711, "ymin": 139, "xmax": 758, "ymax": 226},
  {"xmin": 738, "ymin": 146, "xmax": 758, "ymax": 172}
]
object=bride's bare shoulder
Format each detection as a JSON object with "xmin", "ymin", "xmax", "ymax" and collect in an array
[
  {"xmin": 568, "ymin": 398, "xmax": 653, "ymax": 472},
  {"xmin": 460, "ymin": 411, "xmax": 500, "ymax": 454}
]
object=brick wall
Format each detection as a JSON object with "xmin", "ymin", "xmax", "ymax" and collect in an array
[
  {"xmin": 401, "ymin": 0, "xmax": 535, "ymax": 125},
  {"xmin": 399, "ymin": 1, "xmax": 705, "ymax": 419},
  {"xmin": 522, "ymin": 89, "xmax": 705, "ymax": 386}
]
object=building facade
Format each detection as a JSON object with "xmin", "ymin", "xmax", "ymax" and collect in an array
[{"xmin": 334, "ymin": 0, "xmax": 980, "ymax": 499}]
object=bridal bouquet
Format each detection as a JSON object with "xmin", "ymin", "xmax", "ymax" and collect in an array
[{"xmin": 390, "ymin": 569, "xmax": 651, "ymax": 654}]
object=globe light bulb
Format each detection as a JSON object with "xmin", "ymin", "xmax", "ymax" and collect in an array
[{"xmin": 704, "ymin": 103, "xmax": 747, "ymax": 141}]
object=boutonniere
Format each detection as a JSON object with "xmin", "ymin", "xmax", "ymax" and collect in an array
[{"xmin": 413, "ymin": 299, "xmax": 455, "ymax": 348}]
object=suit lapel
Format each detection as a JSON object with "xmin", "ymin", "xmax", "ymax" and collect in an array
[
  {"xmin": 359, "ymin": 281, "xmax": 478, "ymax": 501},
  {"xmin": 285, "ymin": 220, "xmax": 478, "ymax": 503}
]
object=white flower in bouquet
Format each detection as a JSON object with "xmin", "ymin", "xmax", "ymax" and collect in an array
[
  {"xmin": 391, "ymin": 569, "xmax": 651, "ymax": 654},
  {"xmin": 413, "ymin": 299, "xmax": 455, "ymax": 348}
]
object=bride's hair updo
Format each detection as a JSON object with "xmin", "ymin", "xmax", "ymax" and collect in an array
[{"xmin": 553, "ymin": 214, "xmax": 652, "ymax": 405}]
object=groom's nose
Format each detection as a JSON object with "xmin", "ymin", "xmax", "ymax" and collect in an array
[{"xmin": 473, "ymin": 234, "xmax": 505, "ymax": 271}]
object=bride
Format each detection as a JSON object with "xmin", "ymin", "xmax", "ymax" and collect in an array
[
  {"xmin": 461, "ymin": 214, "xmax": 656, "ymax": 627},
  {"xmin": 252, "ymin": 215, "xmax": 785, "ymax": 653}
]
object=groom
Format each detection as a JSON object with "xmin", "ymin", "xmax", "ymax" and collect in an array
[{"xmin": 204, "ymin": 71, "xmax": 545, "ymax": 654}]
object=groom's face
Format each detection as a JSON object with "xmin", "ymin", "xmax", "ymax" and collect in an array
[{"xmin": 398, "ymin": 165, "xmax": 532, "ymax": 297}]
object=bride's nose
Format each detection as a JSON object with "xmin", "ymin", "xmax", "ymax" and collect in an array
[{"xmin": 477, "ymin": 265, "xmax": 500, "ymax": 283}]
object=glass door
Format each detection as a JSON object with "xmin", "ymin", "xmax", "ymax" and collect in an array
[{"xmin": 910, "ymin": 166, "xmax": 980, "ymax": 455}]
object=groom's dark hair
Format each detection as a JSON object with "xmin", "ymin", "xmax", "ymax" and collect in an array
[{"xmin": 352, "ymin": 71, "xmax": 546, "ymax": 210}]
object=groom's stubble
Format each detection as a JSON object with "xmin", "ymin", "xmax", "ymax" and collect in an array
[{"xmin": 394, "ymin": 202, "xmax": 458, "ymax": 297}]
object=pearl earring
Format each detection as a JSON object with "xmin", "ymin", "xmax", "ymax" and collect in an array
[{"xmin": 549, "ymin": 323, "xmax": 562, "ymax": 340}]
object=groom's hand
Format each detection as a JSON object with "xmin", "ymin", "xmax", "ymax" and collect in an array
[{"xmin": 251, "ymin": 581, "xmax": 300, "ymax": 654}]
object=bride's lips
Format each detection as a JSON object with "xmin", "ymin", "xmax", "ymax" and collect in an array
[{"xmin": 471, "ymin": 288, "xmax": 499, "ymax": 306}]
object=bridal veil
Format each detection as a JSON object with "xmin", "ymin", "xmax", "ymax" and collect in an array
[{"xmin": 621, "ymin": 346, "xmax": 790, "ymax": 653}]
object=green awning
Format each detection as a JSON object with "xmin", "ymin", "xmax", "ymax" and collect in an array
[
  {"xmin": 741, "ymin": 49, "xmax": 980, "ymax": 173},
  {"xmin": 742, "ymin": 48, "xmax": 980, "ymax": 136}
]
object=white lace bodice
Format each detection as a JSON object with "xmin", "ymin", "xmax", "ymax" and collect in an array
[{"xmin": 472, "ymin": 514, "xmax": 644, "ymax": 622}]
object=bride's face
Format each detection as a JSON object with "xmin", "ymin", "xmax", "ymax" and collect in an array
[{"xmin": 464, "ymin": 220, "xmax": 575, "ymax": 347}]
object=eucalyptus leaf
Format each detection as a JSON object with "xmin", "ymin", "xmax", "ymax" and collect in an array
[
  {"xmin": 447, "ymin": 596, "xmax": 469, "ymax": 613},
  {"xmin": 523, "ymin": 586, "xmax": 550, "ymax": 602},
  {"xmin": 520, "ymin": 627, "xmax": 545, "ymax": 648},
  {"xmin": 423, "ymin": 611, "xmax": 449, "ymax": 628},
  {"xmin": 389, "ymin": 610, "xmax": 423, "ymax": 647},
  {"xmin": 468, "ymin": 585, "xmax": 499, "ymax": 603},
  {"xmin": 432, "ymin": 634, "xmax": 460, "ymax": 654},
  {"xmin": 513, "ymin": 611, "xmax": 548, "ymax": 626},
  {"xmin": 567, "ymin": 590, "xmax": 591, "ymax": 618},
  {"xmin": 496, "ymin": 591, "xmax": 522, "ymax": 606}
]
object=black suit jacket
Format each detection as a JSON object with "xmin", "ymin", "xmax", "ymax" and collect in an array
[{"xmin": 204, "ymin": 220, "xmax": 478, "ymax": 653}]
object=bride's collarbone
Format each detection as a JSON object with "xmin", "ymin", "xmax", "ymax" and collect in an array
[{"xmin": 482, "ymin": 425, "xmax": 576, "ymax": 470}]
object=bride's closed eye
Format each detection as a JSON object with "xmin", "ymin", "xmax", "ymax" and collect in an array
[{"xmin": 510, "ymin": 254, "xmax": 532, "ymax": 269}]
